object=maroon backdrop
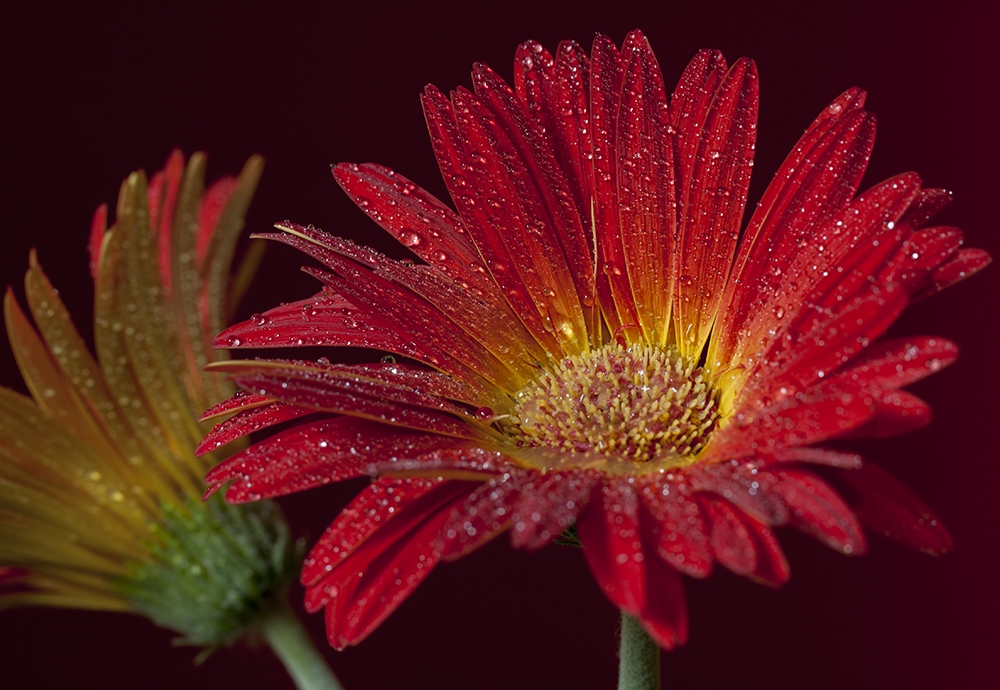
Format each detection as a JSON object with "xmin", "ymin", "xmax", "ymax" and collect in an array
[{"xmin": 2, "ymin": 2, "xmax": 996, "ymax": 688}]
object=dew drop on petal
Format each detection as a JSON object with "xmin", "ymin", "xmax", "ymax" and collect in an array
[{"xmin": 400, "ymin": 230, "xmax": 422, "ymax": 247}]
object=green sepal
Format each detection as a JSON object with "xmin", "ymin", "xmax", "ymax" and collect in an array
[
  {"xmin": 555, "ymin": 523, "xmax": 582, "ymax": 548},
  {"xmin": 118, "ymin": 494, "xmax": 302, "ymax": 649}
]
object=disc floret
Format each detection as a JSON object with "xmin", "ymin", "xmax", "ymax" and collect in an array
[{"xmin": 512, "ymin": 343, "xmax": 721, "ymax": 468}]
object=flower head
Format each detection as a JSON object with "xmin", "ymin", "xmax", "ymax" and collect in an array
[
  {"xmin": 0, "ymin": 151, "xmax": 299, "ymax": 648},
  {"xmin": 202, "ymin": 31, "xmax": 990, "ymax": 650}
]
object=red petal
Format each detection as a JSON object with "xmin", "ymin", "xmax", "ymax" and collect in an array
[
  {"xmin": 206, "ymin": 418, "xmax": 368, "ymax": 502},
  {"xmin": 208, "ymin": 419, "xmax": 462, "ymax": 502},
  {"xmin": 472, "ymin": 62, "xmax": 597, "ymax": 342},
  {"xmin": 515, "ymin": 40, "xmax": 593, "ymax": 223},
  {"xmin": 915, "ymin": 247, "xmax": 992, "ymax": 300},
  {"xmin": 615, "ymin": 31, "xmax": 677, "ymax": 345},
  {"xmin": 338, "ymin": 362, "xmax": 484, "ymax": 406},
  {"xmin": 340, "ymin": 250, "xmax": 550, "ymax": 379},
  {"xmin": 196, "ymin": 400, "xmax": 312, "ymax": 457},
  {"xmin": 301, "ymin": 477, "xmax": 442, "ymax": 587},
  {"xmin": 674, "ymin": 57, "xmax": 758, "ymax": 357},
  {"xmin": 88, "ymin": 204, "xmax": 107, "ymax": 281},
  {"xmin": 769, "ymin": 469, "xmax": 866, "ymax": 555},
  {"xmin": 847, "ymin": 389, "xmax": 932, "ymax": 438},
  {"xmin": 881, "ymin": 226, "xmax": 964, "ymax": 294},
  {"xmin": 669, "ymin": 49, "xmax": 728, "ymax": 174},
  {"xmin": 421, "ymin": 83, "xmax": 468, "ymax": 197},
  {"xmin": 564, "ymin": 475, "xmax": 692, "ymax": 649},
  {"xmin": 195, "ymin": 176, "xmax": 239, "ymax": 266},
  {"xmin": 331, "ymin": 162, "xmax": 495, "ymax": 295},
  {"xmin": 896, "ymin": 187, "xmax": 952, "ymax": 230},
  {"xmin": 335, "ymin": 494, "xmax": 462, "ymax": 646},
  {"xmin": 510, "ymin": 470, "xmax": 600, "ymax": 549},
  {"xmin": 711, "ymin": 89, "xmax": 873, "ymax": 370},
  {"xmin": 260, "ymin": 225, "xmax": 519, "ymax": 388},
  {"xmin": 424, "ymin": 85, "xmax": 568, "ymax": 356},
  {"xmin": 838, "ymin": 463, "xmax": 952, "ymax": 555},
  {"xmin": 214, "ymin": 289, "xmax": 424, "ymax": 356},
  {"xmin": 514, "ymin": 40, "xmax": 556, "ymax": 132},
  {"xmin": 450, "ymin": 75, "xmax": 592, "ymax": 354},
  {"xmin": 639, "ymin": 479, "xmax": 713, "ymax": 577},
  {"xmin": 800, "ymin": 176, "xmax": 922, "ymax": 317},
  {"xmin": 228, "ymin": 368, "xmax": 482, "ymax": 440},
  {"xmin": 767, "ymin": 447, "xmax": 863, "ymax": 469},
  {"xmin": 742, "ymin": 173, "xmax": 920, "ymax": 380},
  {"xmin": 577, "ymin": 478, "xmax": 646, "ymax": 613},
  {"xmin": 336, "ymin": 162, "xmax": 543, "ymax": 349},
  {"xmin": 687, "ymin": 462, "xmax": 789, "ymax": 526},
  {"xmin": 589, "ymin": 33, "xmax": 638, "ymax": 336},
  {"xmin": 438, "ymin": 473, "xmax": 522, "ymax": 561},
  {"xmin": 306, "ymin": 478, "xmax": 474, "ymax": 648},
  {"xmin": 708, "ymin": 380, "xmax": 875, "ymax": 460},
  {"xmin": 371, "ymin": 445, "xmax": 511, "ymax": 479},
  {"xmin": 200, "ymin": 390, "xmax": 274, "ymax": 420},
  {"xmin": 758, "ymin": 282, "xmax": 909, "ymax": 398},
  {"xmin": 832, "ymin": 336, "xmax": 958, "ymax": 391},
  {"xmin": 148, "ymin": 150, "xmax": 184, "ymax": 292},
  {"xmin": 211, "ymin": 358, "xmax": 484, "ymax": 416},
  {"xmin": 698, "ymin": 494, "xmax": 790, "ymax": 585},
  {"xmin": 637, "ymin": 549, "xmax": 688, "ymax": 649}
]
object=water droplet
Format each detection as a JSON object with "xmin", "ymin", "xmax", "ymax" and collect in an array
[{"xmin": 400, "ymin": 230, "xmax": 422, "ymax": 247}]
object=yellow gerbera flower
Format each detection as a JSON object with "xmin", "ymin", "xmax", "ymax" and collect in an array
[{"xmin": 0, "ymin": 151, "xmax": 340, "ymax": 689}]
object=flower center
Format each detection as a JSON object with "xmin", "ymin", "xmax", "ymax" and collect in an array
[{"xmin": 508, "ymin": 343, "xmax": 720, "ymax": 470}]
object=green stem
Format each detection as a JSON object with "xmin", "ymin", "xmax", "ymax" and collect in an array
[
  {"xmin": 260, "ymin": 597, "xmax": 344, "ymax": 690},
  {"xmin": 618, "ymin": 611, "xmax": 660, "ymax": 690}
]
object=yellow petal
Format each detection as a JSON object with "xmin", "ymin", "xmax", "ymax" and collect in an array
[
  {"xmin": 94, "ymin": 225, "xmax": 197, "ymax": 501},
  {"xmin": 0, "ymin": 388, "xmax": 148, "ymax": 531},
  {"xmin": 0, "ymin": 476, "xmax": 145, "ymax": 562},
  {"xmin": 117, "ymin": 173, "xmax": 203, "ymax": 459}
]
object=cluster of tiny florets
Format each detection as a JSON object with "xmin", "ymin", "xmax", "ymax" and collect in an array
[{"xmin": 511, "ymin": 343, "xmax": 720, "ymax": 463}]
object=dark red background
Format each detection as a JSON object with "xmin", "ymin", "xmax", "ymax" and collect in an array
[{"xmin": 2, "ymin": 1, "xmax": 997, "ymax": 688}]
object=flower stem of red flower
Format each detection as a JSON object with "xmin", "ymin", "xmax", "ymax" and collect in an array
[
  {"xmin": 618, "ymin": 612, "xmax": 661, "ymax": 690},
  {"xmin": 260, "ymin": 596, "xmax": 343, "ymax": 690}
]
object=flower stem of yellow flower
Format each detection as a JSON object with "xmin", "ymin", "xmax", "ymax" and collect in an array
[
  {"xmin": 261, "ymin": 597, "xmax": 344, "ymax": 690},
  {"xmin": 619, "ymin": 612, "xmax": 660, "ymax": 690}
]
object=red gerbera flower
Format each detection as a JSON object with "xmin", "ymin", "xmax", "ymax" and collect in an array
[{"xmin": 200, "ymin": 31, "xmax": 990, "ymax": 651}]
